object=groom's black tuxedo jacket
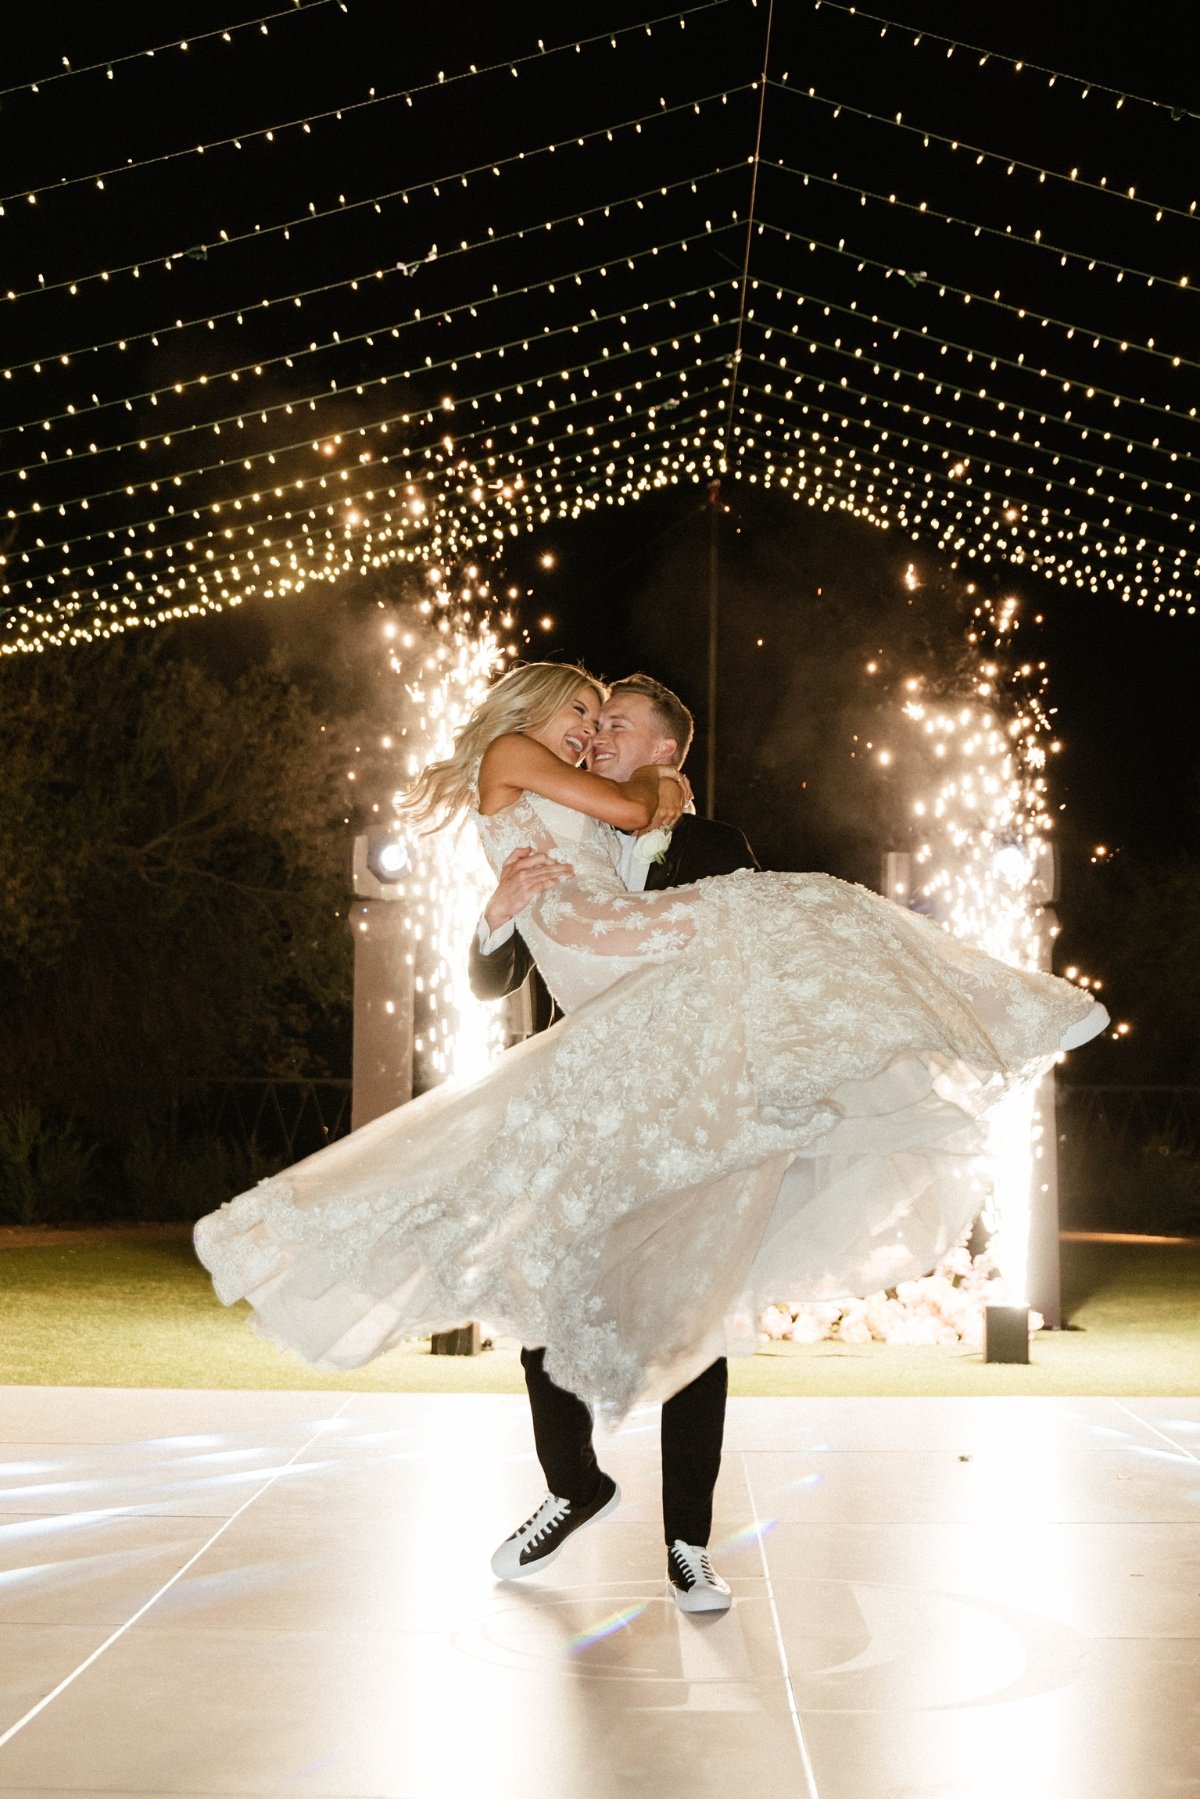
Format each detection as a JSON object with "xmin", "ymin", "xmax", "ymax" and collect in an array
[{"xmin": 468, "ymin": 811, "xmax": 759, "ymax": 1019}]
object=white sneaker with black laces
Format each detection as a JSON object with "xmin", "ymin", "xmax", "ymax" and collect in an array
[
  {"xmin": 490, "ymin": 1475, "xmax": 620, "ymax": 1580},
  {"xmin": 668, "ymin": 1540, "xmax": 732, "ymax": 1613}
]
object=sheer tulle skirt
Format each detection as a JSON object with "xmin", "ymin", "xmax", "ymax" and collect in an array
[{"xmin": 194, "ymin": 871, "xmax": 1103, "ymax": 1416}]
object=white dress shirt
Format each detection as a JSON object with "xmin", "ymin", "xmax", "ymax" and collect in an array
[{"xmin": 475, "ymin": 826, "xmax": 650, "ymax": 956}]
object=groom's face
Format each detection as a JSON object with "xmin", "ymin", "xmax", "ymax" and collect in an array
[{"xmin": 588, "ymin": 692, "xmax": 677, "ymax": 782}]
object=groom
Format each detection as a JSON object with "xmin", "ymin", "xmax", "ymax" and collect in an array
[{"xmin": 468, "ymin": 673, "xmax": 758, "ymax": 1614}]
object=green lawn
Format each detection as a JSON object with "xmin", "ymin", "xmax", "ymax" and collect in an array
[{"xmin": 1, "ymin": 1232, "xmax": 1196, "ymax": 1397}]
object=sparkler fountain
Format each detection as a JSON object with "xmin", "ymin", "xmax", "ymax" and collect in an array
[
  {"xmin": 763, "ymin": 577, "xmax": 1088, "ymax": 1351},
  {"xmin": 886, "ymin": 587, "xmax": 1064, "ymax": 1343},
  {"xmin": 350, "ymin": 564, "xmax": 511, "ymax": 1131}
]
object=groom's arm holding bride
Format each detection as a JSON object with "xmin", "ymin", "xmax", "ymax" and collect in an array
[
  {"xmin": 468, "ymin": 809, "xmax": 762, "ymax": 1008},
  {"xmin": 469, "ymin": 672, "xmax": 758, "ymax": 1006},
  {"xmin": 469, "ymin": 846, "xmax": 569, "ymax": 1003}
]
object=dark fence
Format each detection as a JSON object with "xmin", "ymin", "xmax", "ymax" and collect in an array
[
  {"xmin": 1056, "ymin": 1084, "xmax": 1200, "ymax": 1152},
  {"xmin": 194, "ymin": 1078, "xmax": 353, "ymax": 1166},
  {"xmin": 193, "ymin": 1078, "xmax": 1200, "ymax": 1161},
  {"xmin": 187, "ymin": 1077, "xmax": 1199, "ymax": 1233},
  {"xmin": 1055, "ymin": 1084, "xmax": 1200, "ymax": 1234}
]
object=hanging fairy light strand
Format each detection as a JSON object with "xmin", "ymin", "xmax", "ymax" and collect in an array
[
  {"xmin": 2, "ymin": 348, "xmax": 733, "ymax": 631},
  {"xmin": 769, "ymin": 158, "xmax": 1200, "ymax": 297},
  {"xmin": 810, "ymin": 0, "xmax": 1200, "ymax": 125},
  {"xmin": 5, "ymin": 1, "xmax": 1199, "ymax": 649},
  {"xmin": 1, "ymin": 0, "xmax": 733, "ymax": 213},
  {"xmin": 0, "ymin": 0, "xmax": 346, "ymax": 101},
  {"xmin": 12, "ymin": 218, "xmax": 1196, "ymax": 576},
  {"xmin": 747, "ymin": 277, "xmax": 1200, "ymax": 442},
  {"xmin": 2, "ymin": 155, "xmax": 741, "ymax": 391},
  {"xmin": 1, "ymin": 227, "xmax": 731, "ymax": 461},
  {"xmin": 739, "ymin": 329, "xmax": 1198, "ymax": 509},
  {"xmin": 4, "ymin": 88, "xmax": 746, "ymax": 304},
  {"xmin": 727, "ymin": 424, "xmax": 1197, "ymax": 613},
  {"xmin": 4, "ymin": 307, "xmax": 734, "ymax": 575},
  {"xmin": 7, "ymin": 335, "xmax": 1199, "ymax": 645},
  {"xmin": 756, "ymin": 223, "xmax": 1200, "ymax": 381},
  {"xmin": 772, "ymin": 77, "xmax": 1200, "ymax": 224},
  {"xmin": 7, "ymin": 339, "xmax": 1197, "ymax": 642},
  {"xmin": 3, "ymin": 265, "xmax": 737, "ymax": 535}
]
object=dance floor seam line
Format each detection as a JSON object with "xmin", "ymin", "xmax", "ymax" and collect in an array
[
  {"xmin": 1110, "ymin": 1400, "xmax": 1200, "ymax": 1463},
  {"xmin": 0, "ymin": 1395, "xmax": 354, "ymax": 1755},
  {"xmin": 739, "ymin": 1449, "xmax": 822, "ymax": 1798}
]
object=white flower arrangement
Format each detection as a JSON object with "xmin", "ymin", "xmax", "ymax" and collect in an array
[
  {"xmin": 629, "ymin": 827, "xmax": 672, "ymax": 865},
  {"xmin": 758, "ymin": 1243, "xmax": 1040, "ymax": 1347}
]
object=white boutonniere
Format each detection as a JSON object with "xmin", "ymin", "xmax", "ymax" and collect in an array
[{"xmin": 630, "ymin": 827, "xmax": 672, "ymax": 866}]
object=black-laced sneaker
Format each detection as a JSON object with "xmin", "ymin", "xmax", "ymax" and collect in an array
[
  {"xmin": 490, "ymin": 1475, "xmax": 621, "ymax": 1580},
  {"xmin": 668, "ymin": 1540, "xmax": 733, "ymax": 1613}
]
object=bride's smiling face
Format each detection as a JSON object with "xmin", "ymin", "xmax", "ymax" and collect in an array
[{"xmin": 526, "ymin": 686, "xmax": 601, "ymax": 765}]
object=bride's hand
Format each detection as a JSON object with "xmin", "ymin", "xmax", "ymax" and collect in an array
[{"xmin": 645, "ymin": 766, "xmax": 691, "ymax": 832}]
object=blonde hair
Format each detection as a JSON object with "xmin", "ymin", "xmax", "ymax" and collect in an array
[{"xmin": 400, "ymin": 661, "xmax": 606, "ymax": 829}]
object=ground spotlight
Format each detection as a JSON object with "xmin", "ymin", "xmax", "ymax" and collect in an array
[{"xmin": 352, "ymin": 827, "xmax": 411, "ymax": 901}]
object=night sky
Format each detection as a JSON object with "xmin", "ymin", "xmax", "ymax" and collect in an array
[{"xmin": 4, "ymin": 0, "xmax": 1197, "ymax": 882}]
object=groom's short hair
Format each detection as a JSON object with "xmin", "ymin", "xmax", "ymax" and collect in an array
[{"xmin": 608, "ymin": 674, "xmax": 695, "ymax": 767}]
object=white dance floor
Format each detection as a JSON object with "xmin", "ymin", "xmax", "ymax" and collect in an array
[{"xmin": 1, "ymin": 1388, "xmax": 1198, "ymax": 1797}]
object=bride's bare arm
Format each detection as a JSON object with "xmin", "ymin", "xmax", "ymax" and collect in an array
[{"xmin": 479, "ymin": 734, "xmax": 681, "ymax": 829}]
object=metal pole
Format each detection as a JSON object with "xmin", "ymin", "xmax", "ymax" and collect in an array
[
  {"xmin": 349, "ymin": 898, "xmax": 413, "ymax": 1132},
  {"xmin": 705, "ymin": 477, "xmax": 721, "ymax": 818},
  {"xmin": 1027, "ymin": 900, "xmax": 1063, "ymax": 1327}
]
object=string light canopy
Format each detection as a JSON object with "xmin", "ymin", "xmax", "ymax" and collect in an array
[{"xmin": 3, "ymin": 0, "xmax": 1198, "ymax": 653}]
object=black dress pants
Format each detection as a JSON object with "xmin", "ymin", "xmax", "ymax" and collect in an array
[{"xmin": 520, "ymin": 1347, "xmax": 727, "ymax": 1548}]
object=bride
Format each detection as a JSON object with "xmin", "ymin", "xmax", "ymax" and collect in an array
[{"xmin": 195, "ymin": 661, "xmax": 1107, "ymax": 1416}]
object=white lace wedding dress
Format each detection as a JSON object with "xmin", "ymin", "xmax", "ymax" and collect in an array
[{"xmin": 195, "ymin": 792, "xmax": 1106, "ymax": 1415}]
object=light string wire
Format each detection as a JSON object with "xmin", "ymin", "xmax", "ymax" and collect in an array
[
  {"xmin": 6, "ymin": 3, "xmax": 1197, "ymax": 643},
  {"xmin": 44, "ymin": 235, "xmax": 1192, "ymax": 566},
  {"xmin": 0, "ymin": 0, "xmax": 345, "ymax": 101},
  {"xmin": 771, "ymin": 77, "xmax": 1200, "ymax": 225},
  {"xmin": 723, "ymin": 426, "xmax": 1195, "ymax": 603},
  {"xmin": 743, "ymin": 285, "xmax": 1200, "ymax": 475},
  {"xmin": 726, "ymin": 380, "xmax": 1197, "ymax": 542},
  {"xmin": 746, "ymin": 273, "xmax": 1200, "ymax": 446},
  {"xmin": 5, "ymin": 85, "xmax": 747, "ymax": 303},
  {"xmin": 17, "ymin": 138, "xmax": 1182, "ymax": 403},
  {"xmin": 736, "ymin": 341, "xmax": 1197, "ymax": 527},
  {"xmin": 436, "ymin": 400, "xmax": 1198, "ymax": 609},
  {"xmin": 4, "ymin": 199, "xmax": 741, "ymax": 513},
  {"xmin": 1, "ymin": 225, "xmax": 730, "ymax": 463},
  {"xmin": 2, "ymin": 371, "xmax": 733, "ymax": 636},
  {"xmin": 757, "ymin": 222, "xmax": 1200, "ymax": 379},
  {"xmin": 4, "ymin": 318, "xmax": 737, "ymax": 570},
  {"xmin": 2, "ymin": 0, "xmax": 733, "ymax": 210},
  {"xmin": 720, "ymin": 0, "xmax": 775, "ymax": 466},
  {"xmin": 1, "ymin": 157, "xmax": 742, "ymax": 384},
  {"xmin": 10, "ymin": 358, "xmax": 733, "ymax": 602},
  {"xmin": 731, "ymin": 367, "xmax": 1200, "ymax": 566},
  {"xmin": 10, "ymin": 274, "xmax": 1196, "ymax": 615},
  {"xmin": 8, "ymin": 382, "xmax": 1192, "ymax": 652},
  {"xmin": 12, "ymin": 338, "xmax": 1193, "ymax": 636},
  {"xmin": 6, "ymin": 343, "xmax": 732, "ymax": 593},
  {"xmin": 809, "ymin": 0, "xmax": 1200, "ymax": 125},
  {"xmin": 769, "ymin": 158, "xmax": 1199, "ymax": 294},
  {"xmin": 9, "ymin": 273, "xmax": 1194, "ymax": 611},
  {"xmin": 730, "ymin": 425, "xmax": 1195, "ymax": 611}
]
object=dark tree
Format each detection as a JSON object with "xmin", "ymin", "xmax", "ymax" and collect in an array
[{"xmin": 0, "ymin": 638, "xmax": 355, "ymax": 1136}]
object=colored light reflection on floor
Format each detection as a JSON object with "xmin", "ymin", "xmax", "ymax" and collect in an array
[
  {"xmin": 568, "ymin": 1603, "xmax": 648, "ymax": 1655},
  {"xmin": 712, "ymin": 1518, "xmax": 779, "ymax": 1555}
]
